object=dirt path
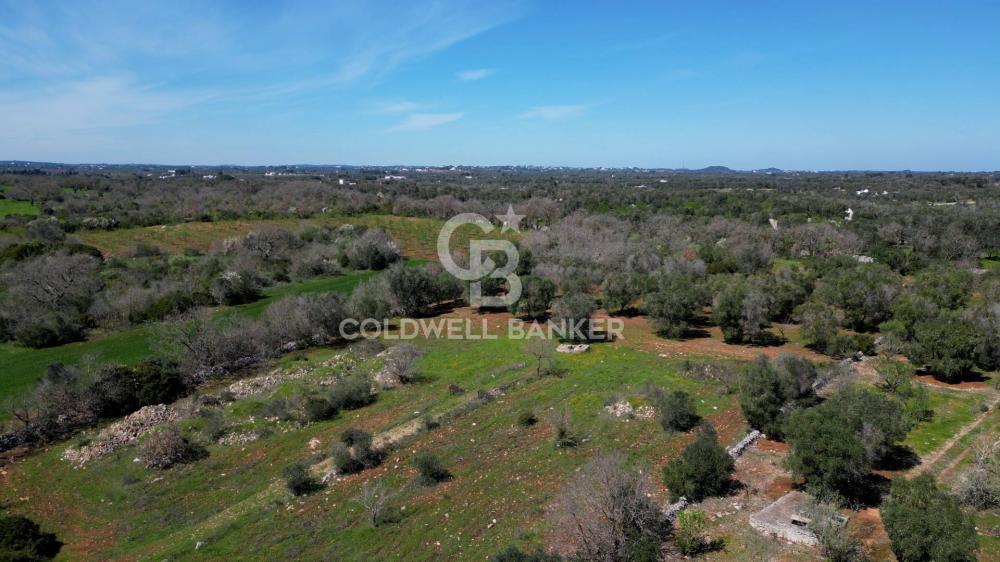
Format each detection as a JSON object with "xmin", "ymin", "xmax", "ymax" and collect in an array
[{"xmin": 909, "ymin": 393, "xmax": 1000, "ymax": 477}]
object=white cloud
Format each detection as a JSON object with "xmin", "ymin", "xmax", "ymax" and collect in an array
[
  {"xmin": 519, "ymin": 104, "xmax": 587, "ymax": 120},
  {"xmin": 372, "ymin": 101, "xmax": 419, "ymax": 113},
  {"xmin": 457, "ymin": 68, "xmax": 494, "ymax": 81},
  {"xmin": 388, "ymin": 112, "xmax": 463, "ymax": 132}
]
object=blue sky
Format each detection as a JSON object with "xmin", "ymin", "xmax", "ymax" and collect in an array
[{"xmin": 1, "ymin": 0, "xmax": 997, "ymax": 170}]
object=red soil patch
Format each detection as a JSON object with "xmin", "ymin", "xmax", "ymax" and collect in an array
[
  {"xmin": 852, "ymin": 508, "xmax": 894, "ymax": 561},
  {"xmin": 763, "ymin": 476, "xmax": 796, "ymax": 500},
  {"xmin": 612, "ymin": 316, "xmax": 829, "ymax": 363},
  {"xmin": 755, "ymin": 438, "xmax": 790, "ymax": 454}
]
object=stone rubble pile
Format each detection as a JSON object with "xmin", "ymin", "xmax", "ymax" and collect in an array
[
  {"xmin": 604, "ymin": 400, "xmax": 656, "ymax": 420},
  {"xmin": 225, "ymin": 368, "xmax": 309, "ymax": 399},
  {"xmin": 62, "ymin": 404, "xmax": 181, "ymax": 467}
]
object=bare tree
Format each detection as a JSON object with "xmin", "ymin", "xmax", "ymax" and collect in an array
[
  {"xmin": 354, "ymin": 479, "xmax": 398, "ymax": 527},
  {"xmin": 523, "ymin": 339, "xmax": 554, "ymax": 376},
  {"xmin": 548, "ymin": 452, "xmax": 667, "ymax": 562}
]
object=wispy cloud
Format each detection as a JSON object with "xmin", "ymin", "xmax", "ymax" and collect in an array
[
  {"xmin": 388, "ymin": 112, "xmax": 463, "ymax": 132},
  {"xmin": 457, "ymin": 68, "xmax": 494, "ymax": 81},
  {"xmin": 0, "ymin": 0, "xmax": 521, "ymax": 159},
  {"xmin": 519, "ymin": 104, "xmax": 587, "ymax": 120},
  {"xmin": 371, "ymin": 101, "xmax": 420, "ymax": 113}
]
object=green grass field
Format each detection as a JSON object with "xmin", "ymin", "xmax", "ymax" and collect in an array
[
  {"xmin": 903, "ymin": 388, "xmax": 983, "ymax": 455},
  {"xmin": 0, "ymin": 330, "xmax": 737, "ymax": 561},
  {"xmin": 0, "ymin": 199, "xmax": 41, "ymax": 217},
  {"xmin": 75, "ymin": 214, "xmax": 505, "ymax": 260},
  {"xmin": 0, "ymin": 266, "xmax": 411, "ymax": 409}
]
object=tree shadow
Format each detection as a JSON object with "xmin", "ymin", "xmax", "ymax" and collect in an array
[
  {"xmin": 847, "ymin": 473, "xmax": 892, "ymax": 508},
  {"xmin": 917, "ymin": 368, "xmax": 992, "ymax": 385},
  {"xmin": 747, "ymin": 330, "xmax": 787, "ymax": 348},
  {"xmin": 874, "ymin": 445, "xmax": 921, "ymax": 471}
]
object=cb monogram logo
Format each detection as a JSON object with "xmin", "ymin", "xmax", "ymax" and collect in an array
[{"xmin": 437, "ymin": 205, "xmax": 523, "ymax": 307}]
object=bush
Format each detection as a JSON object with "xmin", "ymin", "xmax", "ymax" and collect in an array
[
  {"xmin": 661, "ymin": 424, "xmax": 734, "ymax": 501},
  {"xmin": 283, "ymin": 462, "xmax": 322, "ymax": 496},
  {"xmin": 304, "ymin": 397, "xmax": 338, "ymax": 422},
  {"xmin": 517, "ymin": 410, "xmax": 538, "ymax": 427},
  {"xmin": 675, "ymin": 510, "xmax": 721, "ymax": 556},
  {"xmin": 13, "ymin": 312, "xmax": 85, "ymax": 348},
  {"xmin": 332, "ymin": 430, "xmax": 383, "ymax": 474},
  {"xmin": 413, "ymin": 452, "xmax": 451, "ymax": 485},
  {"xmin": 882, "ymin": 475, "xmax": 978, "ymax": 562},
  {"xmin": 490, "ymin": 546, "xmax": 562, "ymax": 562},
  {"xmin": 548, "ymin": 452, "xmax": 666, "ymax": 562},
  {"xmin": 331, "ymin": 442, "xmax": 363, "ymax": 474},
  {"xmin": 346, "ymin": 228, "xmax": 400, "ymax": 270},
  {"xmin": 329, "ymin": 376, "xmax": 375, "ymax": 411},
  {"xmin": 0, "ymin": 515, "xmax": 62, "ymax": 560},
  {"xmin": 89, "ymin": 358, "xmax": 186, "ymax": 419},
  {"xmin": 138, "ymin": 427, "xmax": 201, "ymax": 469},
  {"xmin": 658, "ymin": 390, "xmax": 700, "ymax": 432},
  {"xmin": 547, "ymin": 409, "xmax": 580, "ymax": 448},
  {"xmin": 210, "ymin": 270, "xmax": 262, "ymax": 305}
]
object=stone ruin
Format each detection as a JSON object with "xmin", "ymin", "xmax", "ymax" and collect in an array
[
  {"xmin": 556, "ymin": 343, "xmax": 590, "ymax": 354},
  {"xmin": 749, "ymin": 491, "xmax": 847, "ymax": 546}
]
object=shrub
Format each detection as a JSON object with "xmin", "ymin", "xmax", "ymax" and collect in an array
[
  {"xmin": 662, "ymin": 424, "xmax": 734, "ymax": 501},
  {"xmin": 346, "ymin": 228, "xmax": 400, "ymax": 270},
  {"xmin": 675, "ymin": 510, "xmax": 722, "ymax": 556},
  {"xmin": 210, "ymin": 270, "xmax": 262, "ymax": 305},
  {"xmin": 882, "ymin": 475, "xmax": 978, "ymax": 562},
  {"xmin": 13, "ymin": 312, "xmax": 85, "ymax": 348},
  {"xmin": 657, "ymin": 390, "xmax": 700, "ymax": 432},
  {"xmin": 548, "ymin": 452, "xmax": 666, "ymax": 562},
  {"xmin": 89, "ymin": 359, "xmax": 186, "ymax": 419},
  {"xmin": 329, "ymin": 376, "xmax": 375, "ymax": 411},
  {"xmin": 0, "ymin": 515, "xmax": 62, "ymax": 560},
  {"xmin": 413, "ymin": 452, "xmax": 451, "ymax": 485},
  {"xmin": 331, "ymin": 443, "xmax": 363, "ymax": 474},
  {"xmin": 547, "ymin": 409, "xmax": 580, "ymax": 448},
  {"xmin": 138, "ymin": 427, "xmax": 201, "ymax": 469},
  {"xmin": 332, "ymin": 430, "xmax": 383, "ymax": 474},
  {"xmin": 304, "ymin": 397, "xmax": 338, "ymax": 422},
  {"xmin": 283, "ymin": 462, "xmax": 322, "ymax": 496},
  {"xmin": 490, "ymin": 546, "xmax": 562, "ymax": 562}
]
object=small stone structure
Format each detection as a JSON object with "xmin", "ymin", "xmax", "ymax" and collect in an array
[
  {"xmin": 556, "ymin": 343, "xmax": 590, "ymax": 354},
  {"xmin": 727, "ymin": 430, "xmax": 763, "ymax": 459},
  {"xmin": 750, "ymin": 491, "xmax": 834, "ymax": 546}
]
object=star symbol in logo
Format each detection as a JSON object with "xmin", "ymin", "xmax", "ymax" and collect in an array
[{"xmin": 496, "ymin": 204, "xmax": 525, "ymax": 233}]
